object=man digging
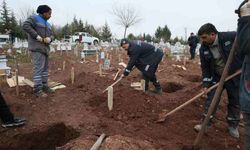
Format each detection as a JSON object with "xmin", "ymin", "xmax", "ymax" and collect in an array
[{"xmin": 120, "ymin": 39, "xmax": 163, "ymax": 94}]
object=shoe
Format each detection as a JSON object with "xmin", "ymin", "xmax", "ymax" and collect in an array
[
  {"xmin": 228, "ymin": 126, "xmax": 239, "ymax": 138},
  {"xmin": 2, "ymin": 117, "xmax": 26, "ymax": 128},
  {"xmin": 42, "ymin": 86, "xmax": 55, "ymax": 93},
  {"xmin": 35, "ymin": 90, "xmax": 48, "ymax": 98},
  {"xmin": 153, "ymin": 88, "xmax": 163, "ymax": 94},
  {"xmin": 194, "ymin": 124, "xmax": 211, "ymax": 132}
]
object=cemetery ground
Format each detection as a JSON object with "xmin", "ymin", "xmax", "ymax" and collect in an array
[{"xmin": 0, "ymin": 49, "xmax": 244, "ymax": 150}]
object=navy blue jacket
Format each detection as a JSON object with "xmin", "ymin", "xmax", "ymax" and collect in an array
[
  {"xmin": 188, "ymin": 35, "xmax": 199, "ymax": 48},
  {"xmin": 125, "ymin": 40, "xmax": 163, "ymax": 75},
  {"xmin": 237, "ymin": 16, "xmax": 250, "ymax": 113},
  {"xmin": 199, "ymin": 32, "xmax": 243, "ymax": 88},
  {"xmin": 237, "ymin": 16, "xmax": 250, "ymax": 56}
]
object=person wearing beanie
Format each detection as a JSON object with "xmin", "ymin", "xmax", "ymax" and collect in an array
[
  {"xmin": 120, "ymin": 39, "xmax": 163, "ymax": 94},
  {"xmin": 23, "ymin": 5, "xmax": 54, "ymax": 97},
  {"xmin": 236, "ymin": 0, "xmax": 250, "ymax": 149}
]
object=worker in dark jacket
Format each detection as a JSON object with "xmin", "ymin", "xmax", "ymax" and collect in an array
[
  {"xmin": 236, "ymin": 0, "xmax": 250, "ymax": 149},
  {"xmin": 0, "ymin": 92, "xmax": 26, "ymax": 128},
  {"xmin": 23, "ymin": 5, "xmax": 54, "ymax": 97},
  {"xmin": 188, "ymin": 32, "xmax": 199, "ymax": 60},
  {"xmin": 194, "ymin": 23, "xmax": 242, "ymax": 138},
  {"xmin": 120, "ymin": 39, "xmax": 163, "ymax": 94}
]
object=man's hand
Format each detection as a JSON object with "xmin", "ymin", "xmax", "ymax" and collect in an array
[
  {"xmin": 43, "ymin": 37, "xmax": 51, "ymax": 44},
  {"xmin": 36, "ymin": 35, "xmax": 43, "ymax": 42}
]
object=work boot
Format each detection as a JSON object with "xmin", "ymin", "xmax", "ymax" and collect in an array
[
  {"xmin": 194, "ymin": 115, "xmax": 212, "ymax": 132},
  {"xmin": 228, "ymin": 126, "xmax": 239, "ymax": 138},
  {"xmin": 153, "ymin": 81, "xmax": 162, "ymax": 94},
  {"xmin": 2, "ymin": 117, "xmax": 26, "ymax": 128},
  {"xmin": 153, "ymin": 87, "xmax": 163, "ymax": 94},
  {"xmin": 35, "ymin": 90, "xmax": 48, "ymax": 98},
  {"xmin": 42, "ymin": 86, "xmax": 55, "ymax": 93},
  {"xmin": 194, "ymin": 123, "xmax": 211, "ymax": 132}
]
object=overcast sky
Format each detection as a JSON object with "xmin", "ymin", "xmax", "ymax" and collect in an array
[{"xmin": 5, "ymin": 0, "xmax": 243, "ymax": 39}]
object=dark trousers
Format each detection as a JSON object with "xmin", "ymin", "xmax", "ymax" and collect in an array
[
  {"xmin": 243, "ymin": 113, "xmax": 250, "ymax": 150},
  {"xmin": 204, "ymin": 78, "xmax": 240, "ymax": 127},
  {"xmin": 141, "ymin": 63, "xmax": 161, "ymax": 90},
  {"xmin": 0, "ymin": 92, "xmax": 14, "ymax": 123},
  {"xmin": 190, "ymin": 46, "xmax": 196, "ymax": 59}
]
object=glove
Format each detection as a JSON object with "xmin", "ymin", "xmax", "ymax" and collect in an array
[
  {"xmin": 123, "ymin": 69, "xmax": 130, "ymax": 76},
  {"xmin": 43, "ymin": 37, "xmax": 51, "ymax": 44},
  {"xmin": 36, "ymin": 35, "xmax": 43, "ymax": 42}
]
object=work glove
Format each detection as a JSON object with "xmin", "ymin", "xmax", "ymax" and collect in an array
[
  {"xmin": 36, "ymin": 35, "xmax": 43, "ymax": 42},
  {"xmin": 123, "ymin": 68, "xmax": 130, "ymax": 76},
  {"xmin": 43, "ymin": 37, "xmax": 51, "ymax": 44}
]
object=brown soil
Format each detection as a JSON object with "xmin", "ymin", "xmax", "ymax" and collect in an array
[{"xmin": 0, "ymin": 50, "xmax": 243, "ymax": 150}]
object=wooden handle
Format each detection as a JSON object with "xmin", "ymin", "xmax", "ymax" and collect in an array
[
  {"xmin": 157, "ymin": 69, "xmax": 241, "ymax": 122},
  {"xmin": 103, "ymin": 76, "xmax": 123, "ymax": 93}
]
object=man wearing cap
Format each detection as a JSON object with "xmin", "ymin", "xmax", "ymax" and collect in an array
[
  {"xmin": 235, "ymin": 0, "xmax": 250, "ymax": 149},
  {"xmin": 23, "ymin": 5, "xmax": 54, "ymax": 97},
  {"xmin": 120, "ymin": 39, "xmax": 163, "ymax": 94}
]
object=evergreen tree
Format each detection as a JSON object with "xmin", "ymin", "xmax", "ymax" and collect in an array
[
  {"xmin": 161, "ymin": 25, "xmax": 171, "ymax": 42},
  {"xmin": 0, "ymin": 0, "xmax": 11, "ymax": 33},
  {"xmin": 127, "ymin": 33, "xmax": 136, "ymax": 40},
  {"xmin": 154, "ymin": 25, "xmax": 171, "ymax": 42},
  {"xmin": 101, "ymin": 22, "xmax": 112, "ymax": 42},
  {"xmin": 145, "ymin": 34, "xmax": 152, "ymax": 42}
]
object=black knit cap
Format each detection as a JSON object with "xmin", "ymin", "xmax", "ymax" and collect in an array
[
  {"xmin": 36, "ymin": 5, "xmax": 51, "ymax": 14},
  {"xmin": 120, "ymin": 39, "xmax": 129, "ymax": 46}
]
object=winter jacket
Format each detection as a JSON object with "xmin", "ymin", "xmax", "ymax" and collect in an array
[
  {"xmin": 237, "ymin": 16, "xmax": 250, "ymax": 113},
  {"xmin": 188, "ymin": 35, "xmax": 199, "ymax": 48},
  {"xmin": 237, "ymin": 16, "xmax": 250, "ymax": 56},
  {"xmin": 23, "ymin": 15, "xmax": 53, "ymax": 55},
  {"xmin": 125, "ymin": 41, "xmax": 163, "ymax": 76},
  {"xmin": 199, "ymin": 32, "xmax": 243, "ymax": 88}
]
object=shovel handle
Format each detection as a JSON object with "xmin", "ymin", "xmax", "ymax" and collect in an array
[
  {"xmin": 103, "ymin": 76, "xmax": 123, "ymax": 93},
  {"xmin": 157, "ymin": 69, "xmax": 241, "ymax": 122}
]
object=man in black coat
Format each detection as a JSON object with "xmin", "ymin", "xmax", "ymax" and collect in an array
[
  {"xmin": 236, "ymin": 0, "xmax": 250, "ymax": 149},
  {"xmin": 188, "ymin": 32, "xmax": 199, "ymax": 60},
  {"xmin": 120, "ymin": 39, "xmax": 163, "ymax": 94},
  {"xmin": 194, "ymin": 23, "xmax": 242, "ymax": 138}
]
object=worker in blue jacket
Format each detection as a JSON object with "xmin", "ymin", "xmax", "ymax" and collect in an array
[
  {"xmin": 194, "ymin": 23, "xmax": 242, "ymax": 139},
  {"xmin": 120, "ymin": 39, "xmax": 163, "ymax": 94}
]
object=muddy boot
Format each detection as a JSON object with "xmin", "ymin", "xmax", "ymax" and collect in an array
[
  {"xmin": 43, "ymin": 86, "xmax": 55, "ymax": 93},
  {"xmin": 194, "ymin": 114, "xmax": 213, "ymax": 132},
  {"xmin": 228, "ymin": 126, "xmax": 239, "ymax": 138},
  {"xmin": 34, "ymin": 90, "xmax": 48, "ymax": 98},
  {"xmin": 153, "ymin": 81, "xmax": 162, "ymax": 94}
]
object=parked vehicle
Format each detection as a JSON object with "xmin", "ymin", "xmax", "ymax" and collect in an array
[
  {"xmin": 71, "ymin": 32, "xmax": 99, "ymax": 45},
  {"xmin": 0, "ymin": 34, "xmax": 10, "ymax": 45}
]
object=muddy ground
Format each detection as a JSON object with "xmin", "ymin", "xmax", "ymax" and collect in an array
[{"xmin": 0, "ymin": 49, "xmax": 243, "ymax": 150}]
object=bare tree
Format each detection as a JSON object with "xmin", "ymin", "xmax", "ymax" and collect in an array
[
  {"xmin": 112, "ymin": 4, "xmax": 142, "ymax": 38},
  {"xmin": 18, "ymin": 7, "xmax": 35, "ymax": 23}
]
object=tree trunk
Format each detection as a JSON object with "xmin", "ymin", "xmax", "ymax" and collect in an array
[{"xmin": 123, "ymin": 27, "xmax": 127, "ymax": 38}]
